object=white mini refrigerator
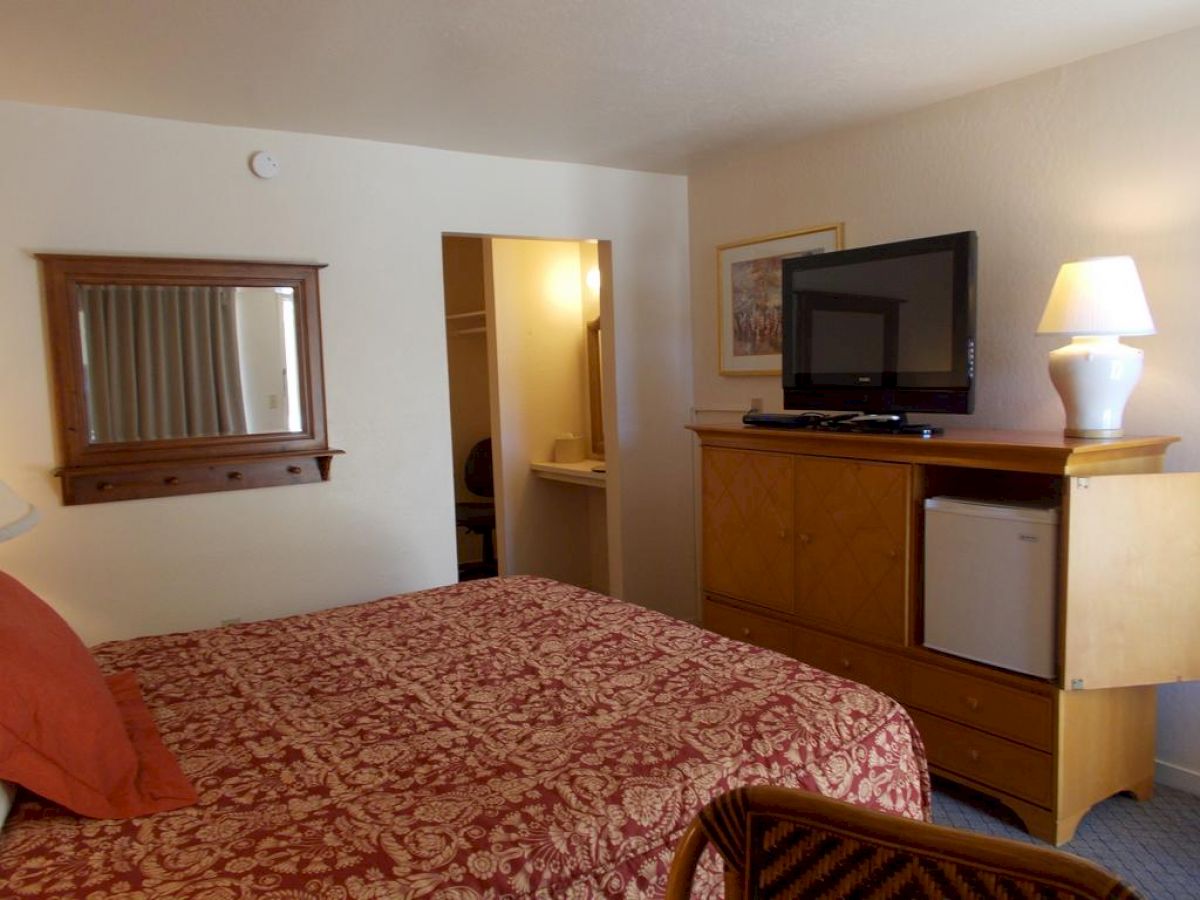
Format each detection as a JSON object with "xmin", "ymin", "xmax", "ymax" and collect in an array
[{"xmin": 923, "ymin": 497, "xmax": 1059, "ymax": 679}]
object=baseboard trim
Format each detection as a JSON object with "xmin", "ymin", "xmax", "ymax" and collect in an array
[{"xmin": 1155, "ymin": 759, "xmax": 1200, "ymax": 797}]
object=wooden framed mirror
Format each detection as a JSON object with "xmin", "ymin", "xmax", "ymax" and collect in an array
[
  {"xmin": 39, "ymin": 254, "xmax": 341, "ymax": 505},
  {"xmin": 586, "ymin": 316, "xmax": 604, "ymax": 459}
]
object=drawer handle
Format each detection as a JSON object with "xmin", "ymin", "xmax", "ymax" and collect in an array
[
  {"xmin": 968, "ymin": 748, "xmax": 981, "ymax": 763},
  {"xmin": 97, "ymin": 481, "xmax": 115, "ymax": 492},
  {"xmin": 964, "ymin": 696, "xmax": 980, "ymax": 711},
  {"xmin": 228, "ymin": 471, "xmax": 244, "ymax": 481},
  {"xmin": 840, "ymin": 657, "xmax": 852, "ymax": 670},
  {"xmin": 798, "ymin": 533, "xmax": 812, "ymax": 545},
  {"xmin": 741, "ymin": 627, "xmax": 751, "ymax": 638},
  {"xmin": 287, "ymin": 465, "xmax": 303, "ymax": 475},
  {"xmin": 164, "ymin": 476, "xmax": 180, "ymax": 486}
]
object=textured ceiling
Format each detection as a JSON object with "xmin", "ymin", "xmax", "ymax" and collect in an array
[{"xmin": 2, "ymin": 1, "xmax": 1199, "ymax": 173}]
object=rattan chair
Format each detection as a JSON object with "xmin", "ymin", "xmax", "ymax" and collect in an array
[{"xmin": 665, "ymin": 785, "xmax": 1141, "ymax": 900}]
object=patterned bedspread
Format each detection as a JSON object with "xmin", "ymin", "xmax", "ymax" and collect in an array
[{"xmin": 0, "ymin": 576, "xmax": 929, "ymax": 898}]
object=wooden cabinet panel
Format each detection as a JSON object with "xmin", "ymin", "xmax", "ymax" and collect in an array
[
  {"xmin": 702, "ymin": 448, "xmax": 795, "ymax": 613},
  {"xmin": 793, "ymin": 625, "xmax": 909, "ymax": 703},
  {"xmin": 909, "ymin": 710, "xmax": 1055, "ymax": 807},
  {"xmin": 1063, "ymin": 473, "xmax": 1200, "ymax": 690},
  {"xmin": 909, "ymin": 663, "xmax": 1053, "ymax": 751},
  {"xmin": 691, "ymin": 425, "xmax": 1184, "ymax": 845},
  {"xmin": 793, "ymin": 456, "xmax": 911, "ymax": 644},
  {"xmin": 702, "ymin": 597, "xmax": 794, "ymax": 656}
]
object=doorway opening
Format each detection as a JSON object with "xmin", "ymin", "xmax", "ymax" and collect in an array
[{"xmin": 441, "ymin": 235, "xmax": 615, "ymax": 592}]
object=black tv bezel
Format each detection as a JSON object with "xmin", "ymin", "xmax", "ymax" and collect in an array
[{"xmin": 781, "ymin": 231, "xmax": 976, "ymax": 416}]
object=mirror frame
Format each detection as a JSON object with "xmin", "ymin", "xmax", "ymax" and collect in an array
[
  {"xmin": 39, "ymin": 254, "xmax": 340, "ymax": 505},
  {"xmin": 585, "ymin": 317, "xmax": 604, "ymax": 459}
]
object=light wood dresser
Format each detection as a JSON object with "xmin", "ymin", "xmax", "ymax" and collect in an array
[{"xmin": 690, "ymin": 424, "xmax": 1200, "ymax": 844}]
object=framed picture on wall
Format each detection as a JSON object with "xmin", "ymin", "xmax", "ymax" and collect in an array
[{"xmin": 717, "ymin": 223, "xmax": 844, "ymax": 375}]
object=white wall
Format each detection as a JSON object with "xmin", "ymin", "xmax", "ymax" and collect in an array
[
  {"xmin": 688, "ymin": 28, "xmax": 1200, "ymax": 788},
  {"xmin": 0, "ymin": 99, "xmax": 695, "ymax": 642},
  {"xmin": 234, "ymin": 287, "xmax": 290, "ymax": 434}
]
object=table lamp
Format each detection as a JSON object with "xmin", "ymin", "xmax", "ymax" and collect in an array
[
  {"xmin": 0, "ymin": 479, "xmax": 38, "ymax": 542},
  {"xmin": 1036, "ymin": 256, "xmax": 1155, "ymax": 438}
]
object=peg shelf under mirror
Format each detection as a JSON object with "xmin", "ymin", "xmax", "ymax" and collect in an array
[{"xmin": 38, "ymin": 253, "xmax": 342, "ymax": 505}]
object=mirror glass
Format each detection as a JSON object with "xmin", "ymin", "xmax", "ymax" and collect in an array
[{"xmin": 76, "ymin": 283, "xmax": 304, "ymax": 444}]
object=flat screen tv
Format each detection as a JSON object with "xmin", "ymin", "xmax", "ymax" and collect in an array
[{"xmin": 781, "ymin": 231, "xmax": 976, "ymax": 417}]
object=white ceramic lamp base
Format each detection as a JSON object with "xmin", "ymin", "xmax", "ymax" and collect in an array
[{"xmin": 1047, "ymin": 336, "xmax": 1143, "ymax": 438}]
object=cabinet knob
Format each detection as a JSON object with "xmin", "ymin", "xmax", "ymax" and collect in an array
[
  {"xmin": 228, "ymin": 471, "xmax": 244, "ymax": 481},
  {"xmin": 968, "ymin": 748, "xmax": 981, "ymax": 763},
  {"xmin": 741, "ymin": 627, "xmax": 751, "ymax": 637},
  {"xmin": 965, "ymin": 696, "xmax": 980, "ymax": 711},
  {"xmin": 840, "ymin": 657, "xmax": 852, "ymax": 670},
  {"xmin": 798, "ymin": 533, "xmax": 812, "ymax": 545},
  {"xmin": 778, "ymin": 528, "xmax": 787, "ymax": 540},
  {"xmin": 287, "ymin": 465, "xmax": 303, "ymax": 475},
  {"xmin": 886, "ymin": 548, "xmax": 898, "ymax": 559}
]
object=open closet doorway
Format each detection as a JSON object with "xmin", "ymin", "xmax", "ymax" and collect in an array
[{"xmin": 441, "ymin": 234, "xmax": 617, "ymax": 594}]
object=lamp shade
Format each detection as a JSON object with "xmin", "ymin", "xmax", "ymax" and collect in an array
[
  {"xmin": 0, "ymin": 480, "xmax": 38, "ymax": 542},
  {"xmin": 1036, "ymin": 256, "xmax": 1155, "ymax": 337}
]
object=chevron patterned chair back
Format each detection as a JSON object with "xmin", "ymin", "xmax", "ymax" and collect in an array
[{"xmin": 665, "ymin": 785, "xmax": 1141, "ymax": 900}]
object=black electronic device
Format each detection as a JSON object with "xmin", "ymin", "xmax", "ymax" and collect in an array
[
  {"xmin": 781, "ymin": 231, "xmax": 976, "ymax": 420},
  {"xmin": 742, "ymin": 411, "xmax": 826, "ymax": 428},
  {"xmin": 833, "ymin": 418, "xmax": 943, "ymax": 437},
  {"xmin": 741, "ymin": 409, "xmax": 941, "ymax": 437}
]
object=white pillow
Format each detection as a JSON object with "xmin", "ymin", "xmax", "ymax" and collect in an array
[{"xmin": 0, "ymin": 780, "xmax": 14, "ymax": 831}]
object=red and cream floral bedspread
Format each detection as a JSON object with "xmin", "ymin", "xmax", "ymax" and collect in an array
[{"xmin": 0, "ymin": 576, "xmax": 928, "ymax": 898}]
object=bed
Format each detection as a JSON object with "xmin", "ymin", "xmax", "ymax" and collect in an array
[{"xmin": 0, "ymin": 575, "xmax": 929, "ymax": 898}]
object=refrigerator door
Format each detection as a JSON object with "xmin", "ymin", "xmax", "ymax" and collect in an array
[{"xmin": 923, "ymin": 498, "xmax": 1058, "ymax": 678}]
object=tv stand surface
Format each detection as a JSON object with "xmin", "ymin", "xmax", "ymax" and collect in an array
[{"xmin": 689, "ymin": 424, "xmax": 1198, "ymax": 844}]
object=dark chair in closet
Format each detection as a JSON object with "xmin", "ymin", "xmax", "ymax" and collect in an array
[{"xmin": 455, "ymin": 438, "xmax": 497, "ymax": 580}]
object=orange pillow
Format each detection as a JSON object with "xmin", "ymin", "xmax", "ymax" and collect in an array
[{"xmin": 0, "ymin": 571, "xmax": 196, "ymax": 818}]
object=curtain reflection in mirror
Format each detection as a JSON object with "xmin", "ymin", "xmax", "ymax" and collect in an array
[
  {"xmin": 78, "ymin": 285, "xmax": 301, "ymax": 443},
  {"xmin": 80, "ymin": 284, "xmax": 245, "ymax": 442}
]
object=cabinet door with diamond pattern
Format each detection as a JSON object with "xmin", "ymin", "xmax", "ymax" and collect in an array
[
  {"xmin": 702, "ymin": 447, "xmax": 795, "ymax": 613},
  {"xmin": 794, "ymin": 456, "xmax": 911, "ymax": 645}
]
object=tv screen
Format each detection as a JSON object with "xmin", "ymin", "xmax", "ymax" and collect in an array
[{"xmin": 781, "ymin": 231, "xmax": 976, "ymax": 416}]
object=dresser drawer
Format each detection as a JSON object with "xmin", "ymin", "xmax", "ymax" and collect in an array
[
  {"xmin": 909, "ymin": 709, "xmax": 1054, "ymax": 807},
  {"xmin": 909, "ymin": 663, "xmax": 1054, "ymax": 750},
  {"xmin": 703, "ymin": 597, "xmax": 793, "ymax": 656},
  {"xmin": 793, "ymin": 626, "xmax": 909, "ymax": 702}
]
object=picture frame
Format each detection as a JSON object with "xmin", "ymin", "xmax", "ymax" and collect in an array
[{"xmin": 717, "ymin": 223, "xmax": 844, "ymax": 375}]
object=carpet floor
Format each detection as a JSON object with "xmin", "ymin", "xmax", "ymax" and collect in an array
[{"xmin": 931, "ymin": 778, "xmax": 1200, "ymax": 899}]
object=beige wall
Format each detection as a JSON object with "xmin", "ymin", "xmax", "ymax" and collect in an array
[
  {"xmin": 0, "ymin": 100, "xmax": 695, "ymax": 644},
  {"xmin": 688, "ymin": 28, "xmax": 1200, "ymax": 789},
  {"xmin": 488, "ymin": 238, "xmax": 594, "ymax": 587},
  {"xmin": 577, "ymin": 240, "xmax": 609, "ymax": 593}
]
